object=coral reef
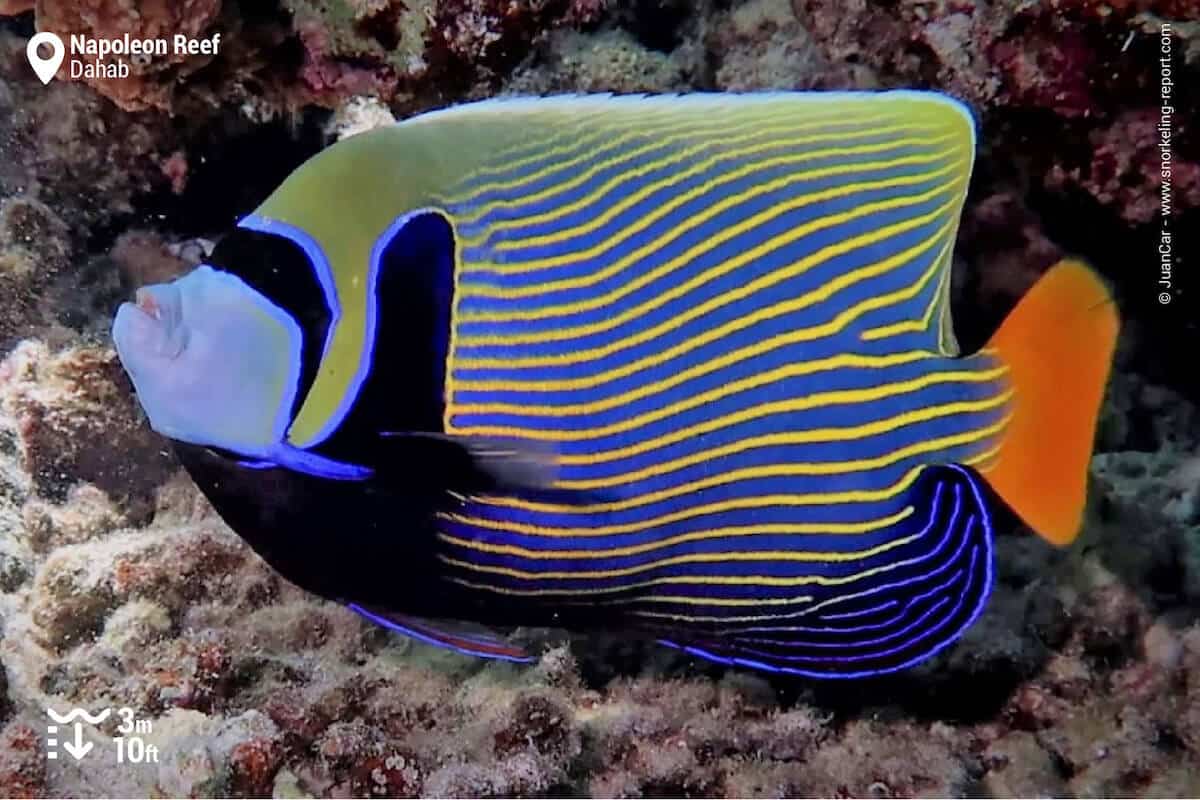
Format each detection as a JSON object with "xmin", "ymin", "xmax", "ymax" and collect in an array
[
  {"xmin": 708, "ymin": 0, "xmax": 861, "ymax": 91},
  {"xmin": 506, "ymin": 29, "xmax": 691, "ymax": 95},
  {"xmin": 0, "ymin": 199, "xmax": 70, "ymax": 353},
  {"xmin": 1048, "ymin": 107, "xmax": 1200, "ymax": 226},
  {"xmin": 0, "ymin": 341, "xmax": 173, "ymax": 507},
  {"xmin": 0, "ymin": 30, "xmax": 183, "ymax": 236},
  {"xmin": 1, "ymin": 0, "xmax": 1199, "ymax": 796},
  {"xmin": 2, "ymin": 0, "xmax": 616, "ymax": 114}
]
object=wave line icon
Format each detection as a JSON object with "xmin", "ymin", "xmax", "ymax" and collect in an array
[{"xmin": 46, "ymin": 708, "xmax": 111, "ymax": 725}]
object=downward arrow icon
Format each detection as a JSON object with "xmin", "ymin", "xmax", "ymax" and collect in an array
[{"xmin": 62, "ymin": 725, "xmax": 93, "ymax": 761}]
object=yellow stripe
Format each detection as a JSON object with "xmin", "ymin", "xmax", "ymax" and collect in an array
[
  {"xmin": 966, "ymin": 440, "xmax": 1003, "ymax": 471},
  {"xmin": 459, "ymin": 348, "xmax": 938, "ymax": 402},
  {"xmin": 459, "ymin": 207, "xmax": 959, "ymax": 384},
  {"xmin": 459, "ymin": 367, "xmax": 1007, "ymax": 465},
  {"xmin": 449, "ymin": 300, "xmax": 994, "ymax": 409},
  {"xmin": 859, "ymin": 234, "xmax": 954, "ymax": 342},
  {"xmin": 476, "ymin": 415, "xmax": 1008, "ymax": 516},
  {"xmin": 651, "ymin": 529, "xmax": 980, "ymax": 623},
  {"xmin": 459, "ymin": 174, "xmax": 963, "ymax": 354},
  {"xmin": 453, "ymin": 111, "xmax": 787, "ymax": 225},
  {"xmin": 457, "ymin": 111, "xmax": 914, "ymax": 230},
  {"xmin": 456, "ymin": 202, "xmax": 959, "ymax": 377},
  {"xmin": 632, "ymin": 605, "xmax": 849, "ymax": 624},
  {"xmin": 448, "ymin": 427, "xmax": 1000, "ymax": 544},
  {"xmin": 973, "ymin": 439, "xmax": 1004, "ymax": 474},
  {"xmin": 463, "ymin": 122, "xmax": 950, "ymax": 243},
  {"xmin": 440, "ymin": 101, "xmax": 765, "ymax": 206},
  {"xmin": 446, "ymin": 575, "xmax": 816, "ymax": 605},
  {"xmin": 460, "ymin": 152, "xmax": 963, "ymax": 308},
  {"xmin": 439, "ymin": 527, "xmax": 924, "ymax": 581},
  {"xmin": 632, "ymin": 608, "xmax": 817, "ymax": 624},
  {"xmin": 442, "ymin": 534, "xmax": 927, "ymax": 586},
  {"xmin": 450, "ymin": 474, "xmax": 923, "ymax": 539},
  {"xmin": 457, "ymin": 266, "xmax": 981, "ymax": 459},
  {"xmin": 553, "ymin": 390, "xmax": 1012, "ymax": 491},
  {"xmin": 439, "ymin": 470, "xmax": 985, "ymax": 595},
  {"xmin": 456, "ymin": 351, "xmax": 940, "ymax": 419},
  {"xmin": 455, "ymin": 221, "xmax": 954, "ymax": 388},
  {"xmin": 460, "ymin": 360, "xmax": 999, "ymax": 456},
  {"xmin": 632, "ymin": 593, "xmax": 910, "ymax": 624},
  {"xmin": 614, "ymin": 594, "xmax": 814, "ymax": 607},
  {"xmin": 448, "ymin": 231, "xmax": 950, "ymax": 401},
  {"xmin": 479, "ymin": 135, "xmax": 954, "ymax": 267},
  {"xmin": 439, "ymin": 505, "xmax": 913, "ymax": 558},
  {"xmin": 439, "ymin": 114, "xmax": 606, "ymax": 193}
]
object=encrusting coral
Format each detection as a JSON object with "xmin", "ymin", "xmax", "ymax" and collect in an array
[{"xmin": 0, "ymin": 0, "xmax": 1198, "ymax": 796}]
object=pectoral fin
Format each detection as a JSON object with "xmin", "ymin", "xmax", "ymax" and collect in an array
[{"xmin": 378, "ymin": 431, "xmax": 559, "ymax": 492}]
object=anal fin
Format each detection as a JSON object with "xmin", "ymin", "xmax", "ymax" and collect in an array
[
  {"xmin": 654, "ymin": 464, "xmax": 995, "ymax": 679},
  {"xmin": 348, "ymin": 603, "xmax": 535, "ymax": 663}
]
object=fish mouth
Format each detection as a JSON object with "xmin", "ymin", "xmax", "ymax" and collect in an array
[
  {"xmin": 134, "ymin": 287, "xmax": 163, "ymax": 320},
  {"xmin": 115, "ymin": 288, "xmax": 165, "ymax": 332},
  {"xmin": 118, "ymin": 278, "xmax": 192, "ymax": 355},
  {"xmin": 113, "ymin": 290, "xmax": 182, "ymax": 363}
]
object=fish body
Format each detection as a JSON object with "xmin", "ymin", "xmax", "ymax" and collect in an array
[{"xmin": 112, "ymin": 92, "xmax": 1118, "ymax": 678}]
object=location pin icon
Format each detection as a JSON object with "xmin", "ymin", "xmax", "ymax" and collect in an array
[{"xmin": 26, "ymin": 32, "xmax": 65, "ymax": 85}]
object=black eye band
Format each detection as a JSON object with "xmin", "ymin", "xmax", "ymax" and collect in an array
[{"xmin": 205, "ymin": 227, "xmax": 332, "ymax": 421}]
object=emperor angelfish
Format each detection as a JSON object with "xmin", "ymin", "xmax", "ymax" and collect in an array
[{"xmin": 112, "ymin": 92, "xmax": 1119, "ymax": 678}]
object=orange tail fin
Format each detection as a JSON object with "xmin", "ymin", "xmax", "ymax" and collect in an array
[{"xmin": 982, "ymin": 259, "xmax": 1119, "ymax": 546}]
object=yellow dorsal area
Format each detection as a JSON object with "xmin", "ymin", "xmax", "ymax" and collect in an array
[{"xmin": 255, "ymin": 92, "xmax": 977, "ymax": 449}]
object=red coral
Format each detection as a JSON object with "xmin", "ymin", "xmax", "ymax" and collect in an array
[
  {"xmin": 110, "ymin": 529, "xmax": 252, "ymax": 609},
  {"xmin": 33, "ymin": 0, "xmax": 224, "ymax": 111},
  {"xmin": 0, "ymin": 723, "xmax": 46, "ymax": 800},
  {"xmin": 565, "ymin": 0, "xmax": 611, "ymax": 26},
  {"xmin": 431, "ymin": 0, "xmax": 575, "ymax": 75},
  {"xmin": 1005, "ymin": 682, "xmax": 1073, "ymax": 730},
  {"xmin": 264, "ymin": 690, "xmax": 333, "ymax": 752},
  {"xmin": 148, "ymin": 634, "xmax": 234, "ymax": 713},
  {"xmin": 1048, "ymin": 108, "xmax": 1200, "ymax": 224},
  {"xmin": 295, "ymin": 20, "xmax": 400, "ymax": 101},
  {"xmin": 991, "ymin": 29, "xmax": 1095, "ymax": 117},
  {"xmin": 159, "ymin": 150, "xmax": 190, "ymax": 195},
  {"xmin": 228, "ymin": 738, "xmax": 285, "ymax": 798}
]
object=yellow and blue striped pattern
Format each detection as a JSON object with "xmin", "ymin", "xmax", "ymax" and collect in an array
[{"xmin": 416, "ymin": 94, "xmax": 1010, "ymax": 677}]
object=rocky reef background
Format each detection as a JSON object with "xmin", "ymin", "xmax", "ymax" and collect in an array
[{"xmin": 0, "ymin": 0, "xmax": 1198, "ymax": 797}]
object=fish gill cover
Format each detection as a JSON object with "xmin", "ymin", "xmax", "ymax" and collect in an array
[{"xmin": 0, "ymin": 0, "xmax": 1197, "ymax": 798}]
